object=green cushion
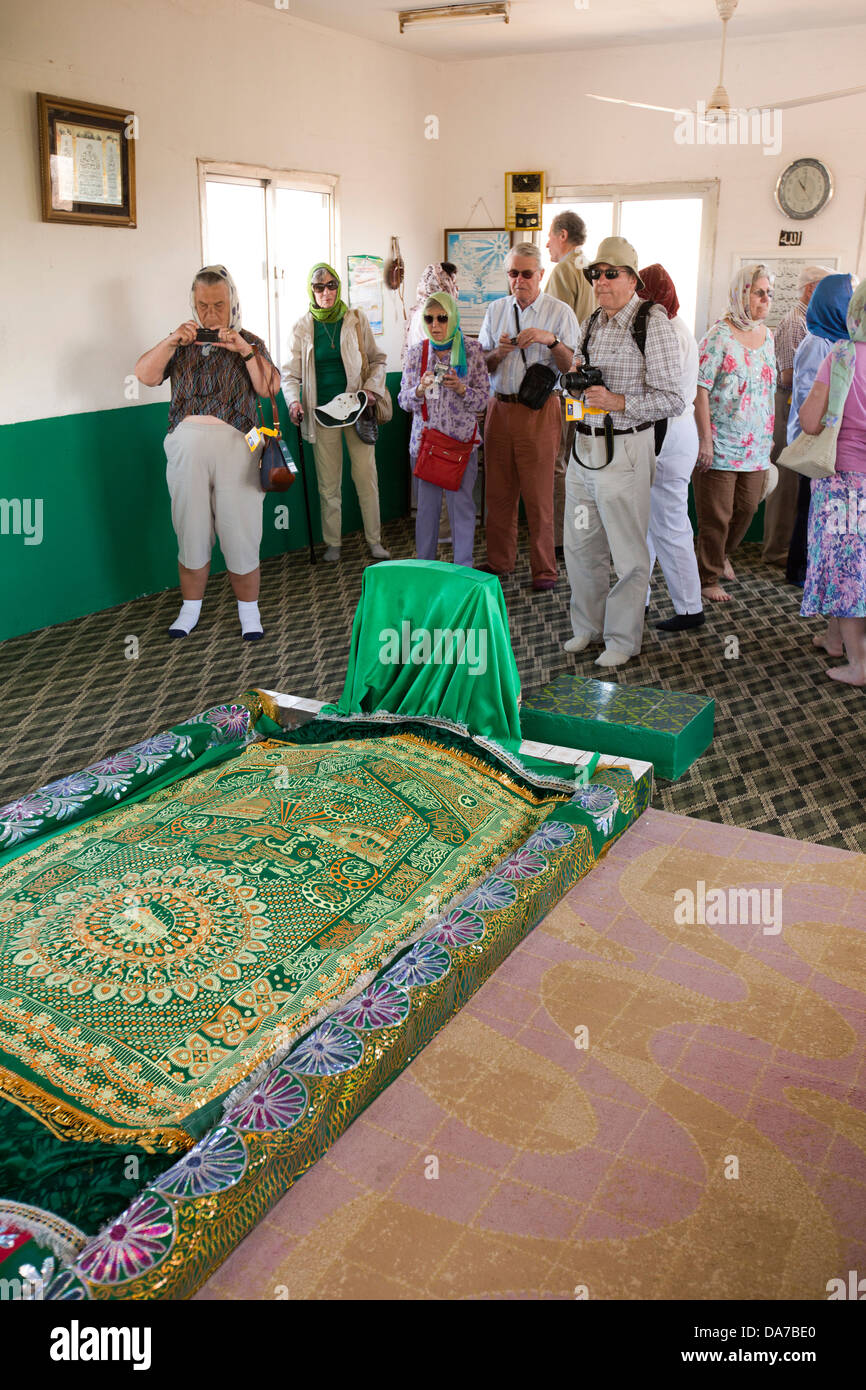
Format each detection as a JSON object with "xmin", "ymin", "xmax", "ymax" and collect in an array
[{"xmin": 521, "ymin": 674, "xmax": 714, "ymax": 782}]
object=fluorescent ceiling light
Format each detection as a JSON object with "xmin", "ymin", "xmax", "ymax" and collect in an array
[{"xmin": 399, "ymin": 4, "xmax": 510, "ymax": 33}]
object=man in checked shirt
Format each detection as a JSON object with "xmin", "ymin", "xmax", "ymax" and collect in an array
[{"xmin": 563, "ymin": 237, "xmax": 685, "ymax": 668}]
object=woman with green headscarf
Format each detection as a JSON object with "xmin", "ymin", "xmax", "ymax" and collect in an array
[
  {"xmin": 799, "ymin": 279, "xmax": 866, "ymax": 686},
  {"xmin": 398, "ymin": 291, "xmax": 490, "ymax": 567},
  {"xmin": 283, "ymin": 264, "xmax": 390, "ymax": 562}
]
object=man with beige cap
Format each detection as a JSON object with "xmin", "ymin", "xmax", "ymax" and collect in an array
[
  {"xmin": 563, "ymin": 237, "xmax": 684, "ymax": 668},
  {"xmin": 762, "ymin": 263, "xmax": 831, "ymax": 565}
]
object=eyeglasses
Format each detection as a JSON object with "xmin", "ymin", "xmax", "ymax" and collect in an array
[
  {"xmin": 588, "ymin": 267, "xmax": 626, "ymax": 282},
  {"xmin": 507, "ymin": 268, "xmax": 537, "ymax": 280},
  {"xmin": 312, "ymin": 280, "xmax": 339, "ymax": 293},
  {"xmin": 423, "ymin": 313, "xmax": 449, "ymax": 324},
  {"xmin": 751, "ymin": 289, "xmax": 774, "ymax": 301}
]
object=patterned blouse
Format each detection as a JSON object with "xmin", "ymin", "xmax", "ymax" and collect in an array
[
  {"xmin": 398, "ymin": 337, "xmax": 491, "ymax": 456},
  {"xmin": 697, "ymin": 322, "xmax": 776, "ymax": 471},
  {"xmin": 163, "ymin": 331, "xmax": 276, "ymax": 435}
]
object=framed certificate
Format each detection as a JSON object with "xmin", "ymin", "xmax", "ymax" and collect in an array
[{"xmin": 37, "ymin": 93, "xmax": 137, "ymax": 227}]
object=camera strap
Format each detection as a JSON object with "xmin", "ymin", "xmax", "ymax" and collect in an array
[{"xmin": 574, "ymin": 309, "xmax": 613, "ymax": 467}]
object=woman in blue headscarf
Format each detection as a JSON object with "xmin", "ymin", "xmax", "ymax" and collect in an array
[
  {"xmin": 798, "ymin": 279, "xmax": 866, "ymax": 685},
  {"xmin": 785, "ymin": 275, "xmax": 855, "ymax": 651}
]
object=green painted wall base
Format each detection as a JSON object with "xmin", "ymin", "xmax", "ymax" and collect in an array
[
  {"xmin": 521, "ymin": 674, "xmax": 715, "ymax": 782},
  {"xmin": 0, "ymin": 378, "xmax": 410, "ymax": 642}
]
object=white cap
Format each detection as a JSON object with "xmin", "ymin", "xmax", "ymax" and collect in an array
[{"xmin": 798, "ymin": 264, "xmax": 832, "ymax": 292}]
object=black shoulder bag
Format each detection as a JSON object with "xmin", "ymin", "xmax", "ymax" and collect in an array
[{"xmin": 514, "ymin": 302, "xmax": 558, "ymax": 410}]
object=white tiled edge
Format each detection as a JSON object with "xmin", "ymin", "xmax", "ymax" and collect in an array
[{"xmin": 260, "ymin": 689, "xmax": 653, "ymax": 789}]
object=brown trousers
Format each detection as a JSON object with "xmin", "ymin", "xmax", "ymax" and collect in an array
[
  {"xmin": 484, "ymin": 394, "xmax": 561, "ymax": 583},
  {"xmin": 694, "ymin": 468, "xmax": 766, "ymax": 587},
  {"xmin": 762, "ymin": 388, "xmax": 798, "ymax": 564}
]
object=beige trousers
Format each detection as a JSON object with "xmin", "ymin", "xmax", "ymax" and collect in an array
[
  {"xmin": 564, "ymin": 427, "xmax": 656, "ymax": 657},
  {"xmin": 312, "ymin": 426, "xmax": 382, "ymax": 549}
]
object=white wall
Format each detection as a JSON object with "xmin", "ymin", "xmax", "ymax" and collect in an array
[
  {"xmin": 435, "ymin": 24, "xmax": 866, "ymax": 328},
  {"xmin": 0, "ymin": 0, "xmax": 444, "ymax": 425},
  {"xmin": 3, "ymin": 4, "xmax": 865, "ymax": 426}
]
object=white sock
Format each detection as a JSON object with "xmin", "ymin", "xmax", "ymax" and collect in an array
[
  {"xmin": 238, "ymin": 599, "xmax": 263, "ymax": 639},
  {"xmin": 169, "ymin": 599, "xmax": 201, "ymax": 636}
]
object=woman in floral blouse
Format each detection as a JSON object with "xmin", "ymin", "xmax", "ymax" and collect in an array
[
  {"xmin": 399, "ymin": 292, "xmax": 490, "ymax": 567},
  {"xmin": 694, "ymin": 265, "xmax": 777, "ymax": 602}
]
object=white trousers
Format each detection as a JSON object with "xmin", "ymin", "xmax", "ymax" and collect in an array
[
  {"xmin": 312, "ymin": 426, "xmax": 382, "ymax": 549},
  {"xmin": 564, "ymin": 427, "xmax": 655, "ymax": 658},
  {"xmin": 646, "ymin": 414, "xmax": 702, "ymax": 614}
]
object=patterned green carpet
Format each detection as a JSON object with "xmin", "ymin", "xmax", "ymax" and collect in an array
[{"xmin": 1, "ymin": 523, "xmax": 864, "ymax": 850}]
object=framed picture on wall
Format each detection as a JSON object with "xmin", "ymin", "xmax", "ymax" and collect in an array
[
  {"xmin": 37, "ymin": 93, "xmax": 137, "ymax": 227},
  {"xmin": 733, "ymin": 254, "xmax": 840, "ymax": 330},
  {"xmin": 443, "ymin": 228, "xmax": 515, "ymax": 336}
]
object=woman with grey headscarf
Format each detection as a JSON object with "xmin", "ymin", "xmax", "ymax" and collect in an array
[
  {"xmin": 693, "ymin": 264, "xmax": 777, "ymax": 602},
  {"xmin": 135, "ymin": 265, "xmax": 280, "ymax": 640}
]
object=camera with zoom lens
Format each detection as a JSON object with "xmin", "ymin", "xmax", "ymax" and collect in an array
[{"xmin": 558, "ymin": 365, "xmax": 604, "ymax": 394}]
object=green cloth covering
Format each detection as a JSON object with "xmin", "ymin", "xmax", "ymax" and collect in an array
[
  {"xmin": 327, "ymin": 558, "xmax": 523, "ymax": 745},
  {"xmin": 314, "ymin": 318, "xmax": 348, "ymax": 403},
  {"xmin": 325, "ymin": 559, "xmax": 592, "ymax": 786}
]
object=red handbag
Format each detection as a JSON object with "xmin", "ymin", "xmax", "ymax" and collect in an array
[{"xmin": 412, "ymin": 340, "xmax": 477, "ymax": 492}]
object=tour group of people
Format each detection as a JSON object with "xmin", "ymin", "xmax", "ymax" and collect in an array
[{"xmin": 135, "ymin": 216, "xmax": 866, "ymax": 685}]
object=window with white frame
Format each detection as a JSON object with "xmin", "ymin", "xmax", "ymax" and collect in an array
[
  {"xmin": 198, "ymin": 162, "xmax": 337, "ymax": 370},
  {"xmin": 542, "ymin": 182, "xmax": 719, "ymax": 337}
]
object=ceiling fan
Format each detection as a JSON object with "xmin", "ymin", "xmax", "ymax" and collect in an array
[{"xmin": 586, "ymin": 0, "xmax": 866, "ymax": 120}]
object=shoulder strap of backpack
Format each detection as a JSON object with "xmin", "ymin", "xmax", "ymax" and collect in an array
[{"xmin": 631, "ymin": 300, "xmax": 653, "ymax": 356}]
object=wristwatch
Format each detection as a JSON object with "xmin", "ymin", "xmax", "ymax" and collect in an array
[
  {"xmin": 550, "ymin": 336, "xmax": 560, "ymax": 350},
  {"xmin": 241, "ymin": 348, "xmax": 257, "ymax": 363}
]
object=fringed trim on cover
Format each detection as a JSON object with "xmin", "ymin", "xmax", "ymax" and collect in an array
[
  {"xmin": 312, "ymin": 708, "xmax": 583, "ymax": 793},
  {"xmin": 0, "ymin": 1200, "xmax": 87, "ymax": 1264}
]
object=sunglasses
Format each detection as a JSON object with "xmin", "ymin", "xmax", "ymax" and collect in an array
[
  {"xmin": 312, "ymin": 280, "xmax": 339, "ymax": 293},
  {"xmin": 423, "ymin": 313, "xmax": 449, "ymax": 324},
  {"xmin": 588, "ymin": 267, "xmax": 627, "ymax": 282},
  {"xmin": 507, "ymin": 268, "xmax": 537, "ymax": 280}
]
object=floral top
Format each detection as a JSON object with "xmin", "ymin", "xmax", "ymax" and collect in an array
[
  {"xmin": 697, "ymin": 321, "xmax": 776, "ymax": 470},
  {"xmin": 398, "ymin": 336, "xmax": 490, "ymax": 456}
]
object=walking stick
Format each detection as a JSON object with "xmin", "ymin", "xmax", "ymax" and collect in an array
[{"xmin": 294, "ymin": 420, "xmax": 317, "ymax": 565}]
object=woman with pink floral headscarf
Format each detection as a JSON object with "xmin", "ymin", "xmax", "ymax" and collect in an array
[
  {"xmin": 693, "ymin": 264, "xmax": 777, "ymax": 602},
  {"xmin": 403, "ymin": 262, "xmax": 459, "ymax": 364}
]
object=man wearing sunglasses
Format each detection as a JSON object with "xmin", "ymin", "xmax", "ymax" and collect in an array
[
  {"xmin": 478, "ymin": 243, "xmax": 578, "ymax": 591},
  {"xmin": 563, "ymin": 237, "xmax": 684, "ymax": 669}
]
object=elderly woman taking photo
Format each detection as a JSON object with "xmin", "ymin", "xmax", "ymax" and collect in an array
[
  {"xmin": 283, "ymin": 264, "xmax": 390, "ymax": 564},
  {"xmin": 798, "ymin": 280, "xmax": 866, "ymax": 686},
  {"xmin": 694, "ymin": 265, "xmax": 777, "ymax": 602},
  {"xmin": 399, "ymin": 291, "xmax": 489, "ymax": 567},
  {"xmin": 135, "ymin": 264, "xmax": 280, "ymax": 641}
]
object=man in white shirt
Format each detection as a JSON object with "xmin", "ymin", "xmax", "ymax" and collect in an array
[{"xmin": 478, "ymin": 244, "xmax": 578, "ymax": 590}]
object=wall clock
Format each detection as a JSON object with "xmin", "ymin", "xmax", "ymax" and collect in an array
[{"xmin": 775, "ymin": 158, "xmax": 833, "ymax": 221}]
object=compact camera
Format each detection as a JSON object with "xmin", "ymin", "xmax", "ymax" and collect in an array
[
  {"xmin": 196, "ymin": 328, "xmax": 220, "ymax": 343},
  {"xmin": 433, "ymin": 361, "xmax": 450, "ymax": 380},
  {"xmin": 559, "ymin": 366, "xmax": 604, "ymax": 394}
]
